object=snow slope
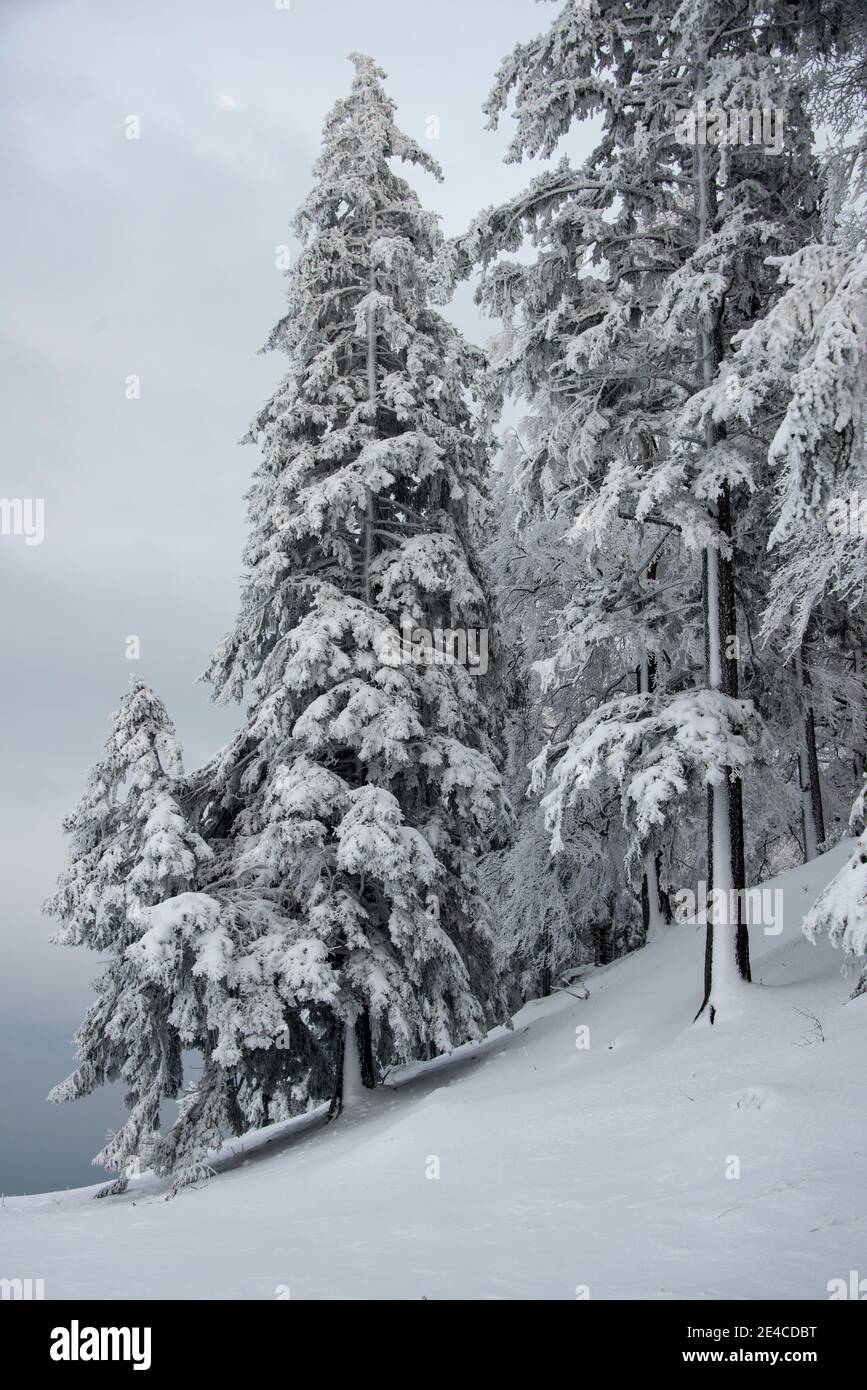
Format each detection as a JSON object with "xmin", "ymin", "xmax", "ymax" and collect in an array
[{"xmin": 4, "ymin": 841, "xmax": 865, "ymax": 1300}]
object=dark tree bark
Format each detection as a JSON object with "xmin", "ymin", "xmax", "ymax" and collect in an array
[
  {"xmin": 328, "ymin": 1010, "xmax": 376, "ymax": 1120},
  {"xmin": 697, "ymin": 486, "xmax": 750, "ymax": 1022},
  {"xmin": 804, "ymin": 703, "xmax": 826, "ymax": 847},
  {"xmin": 636, "ymin": 607, "xmax": 668, "ymax": 934},
  {"xmin": 797, "ymin": 645, "xmax": 826, "ymax": 859},
  {"xmin": 540, "ymin": 919, "xmax": 553, "ymax": 998},
  {"xmin": 356, "ymin": 1008, "xmax": 376, "ymax": 1090},
  {"xmin": 691, "ymin": 96, "xmax": 752, "ymax": 1022}
]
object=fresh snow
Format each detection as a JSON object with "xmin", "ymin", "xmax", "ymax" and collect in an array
[{"xmin": 6, "ymin": 840, "xmax": 865, "ymax": 1300}]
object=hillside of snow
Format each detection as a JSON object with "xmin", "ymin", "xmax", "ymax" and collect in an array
[{"xmin": 4, "ymin": 840, "xmax": 865, "ymax": 1301}]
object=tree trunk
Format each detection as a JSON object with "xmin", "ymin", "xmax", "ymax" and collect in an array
[
  {"xmin": 656, "ymin": 852, "xmax": 674, "ymax": 924},
  {"xmin": 636, "ymin": 649, "xmax": 667, "ymax": 933},
  {"xmin": 638, "ymin": 599, "xmax": 672, "ymax": 940},
  {"xmin": 795, "ymin": 648, "xmax": 825, "ymax": 861},
  {"xmin": 356, "ymin": 1008, "xmax": 376, "ymax": 1089},
  {"xmin": 594, "ymin": 919, "xmax": 611, "ymax": 966},
  {"xmin": 363, "ymin": 243, "xmax": 377, "ymax": 603},
  {"xmin": 328, "ymin": 1011, "xmax": 376, "ymax": 1120},
  {"xmin": 540, "ymin": 919, "xmax": 553, "ymax": 997},
  {"xmin": 328, "ymin": 247, "xmax": 380, "ymax": 1118},
  {"xmin": 641, "ymin": 849, "xmax": 664, "ymax": 935},
  {"xmin": 693, "ymin": 125, "xmax": 750, "ymax": 1021},
  {"xmin": 697, "ymin": 492, "xmax": 750, "ymax": 1021}
]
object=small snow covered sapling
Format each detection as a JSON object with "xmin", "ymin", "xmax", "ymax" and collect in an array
[{"xmin": 45, "ymin": 677, "xmax": 213, "ymax": 1192}]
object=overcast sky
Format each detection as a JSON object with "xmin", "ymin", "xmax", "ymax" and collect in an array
[{"xmin": 0, "ymin": 0, "xmax": 595, "ymax": 1195}]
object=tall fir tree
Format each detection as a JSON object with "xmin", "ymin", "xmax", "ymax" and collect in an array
[
  {"xmin": 462, "ymin": 0, "xmax": 825, "ymax": 1019},
  {"xmin": 203, "ymin": 54, "xmax": 511, "ymax": 1118}
]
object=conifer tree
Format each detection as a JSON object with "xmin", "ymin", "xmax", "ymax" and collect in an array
[
  {"xmin": 463, "ymin": 0, "xmax": 823, "ymax": 1019},
  {"xmin": 204, "ymin": 54, "xmax": 510, "ymax": 1117},
  {"xmin": 46, "ymin": 677, "xmax": 212, "ymax": 1191},
  {"xmin": 480, "ymin": 441, "xmax": 650, "ymax": 999},
  {"xmin": 803, "ymin": 777, "xmax": 867, "ymax": 999}
]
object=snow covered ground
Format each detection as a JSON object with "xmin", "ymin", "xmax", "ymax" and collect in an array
[{"xmin": 4, "ymin": 840, "xmax": 865, "ymax": 1300}]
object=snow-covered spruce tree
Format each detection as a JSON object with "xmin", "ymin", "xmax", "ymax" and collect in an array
[
  {"xmin": 45, "ymin": 677, "xmax": 213, "ymax": 1194},
  {"xmin": 798, "ymin": 0, "xmax": 867, "ymax": 247},
  {"xmin": 803, "ymin": 778, "xmax": 867, "ymax": 999},
  {"xmin": 463, "ymin": 0, "xmax": 823, "ymax": 1020},
  {"xmin": 203, "ymin": 54, "xmax": 511, "ymax": 1119},
  {"xmin": 479, "ymin": 436, "xmax": 651, "ymax": 1001},
  {"xmin": 702, "ymin": 14, "xmax": 867, "ymax": 859},
  {"xmin": 685, "ymin": 241, "xmax": 867, "ymax": 871},
  {"xmin": 748, "ymin": 256, "xmax": 867, "ymax": 655},
  {"xmin": 744, "ymin": 23, "xmax": 867, "ymax": 983}
]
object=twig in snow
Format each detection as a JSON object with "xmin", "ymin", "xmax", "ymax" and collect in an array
[{"xmin": 793, "ymin": 1007, "xmax": 825, "ymax": 1046}]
